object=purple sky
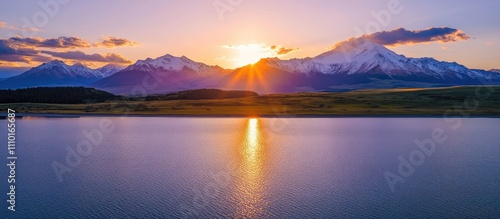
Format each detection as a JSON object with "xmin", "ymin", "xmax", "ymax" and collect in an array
[{"xmin": 0, "ymin": 0, "xmax": 499, "ymax": 75}]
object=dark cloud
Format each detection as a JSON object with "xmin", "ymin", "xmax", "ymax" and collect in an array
[
  {"xmin": 0, "ymin": 39, "xmax": 43, "ymax": 63},
  {"xmin": 0, "ymin": 35, "xmax": 136, "ymax": 65},
  {"xmin": 94, "ymin": 37, "xmax": 139, "ymax": 48},
  {"xmin": 363, "ymin": 27, "xmax": 470, "ymax": 46},
  {"xmin": 0, "ymin": 40, "xmax": 17, "ymax": 54},
  {"xmin": 270, "ymin": 45, "xmax": 300, "ymax": 55},
  {"xmin": 8, "ymin": 36, "xmax": 92, "ymax": 48},
  {"xmin": 7, "ymin": 36, "xmax": 139, "ymax": 49},
  {"xmin": 41, "ymin": 50, "xmax": 131, "ymax": 63}
]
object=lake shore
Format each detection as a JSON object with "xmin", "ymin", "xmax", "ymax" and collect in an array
[
  {"xmin": 2, "ymin": 112, "xmax": 500, "ymax": 119},
  {"xmin": 2, "ymin": 86, "xmax": 500, "ymax": 118}
]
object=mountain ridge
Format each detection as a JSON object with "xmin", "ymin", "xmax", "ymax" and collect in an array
[
  {"xmin": 2, "ymin": 37, "xmax": 499, "ymax": 93},
  {"xmin": 125, "ymin": 54, "xmax": 227, "ymax": 75},
  {"xmin": 0, "ymin": 60, "xmax": 125, "ymax": 89}
]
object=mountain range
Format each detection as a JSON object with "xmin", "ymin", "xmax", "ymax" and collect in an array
[
  {"xmin": 1, "ymin": 37, "xmax": 499, "ymax": 94},
  {"xmin": 220, "ymin": 38, "xmax": 500, "ymax": 93},
  {"xmin": 0, "ymin": 61, "xmax": 125, "ymax": 88}
]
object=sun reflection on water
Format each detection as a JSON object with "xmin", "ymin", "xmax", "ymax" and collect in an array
[
  {"xmin": 246, "ymin": 118, "xmax": 259, "ymax": 160},
  {"xmin": 232, "ymin": 118, "xmax": 268, "ymax": 218}
]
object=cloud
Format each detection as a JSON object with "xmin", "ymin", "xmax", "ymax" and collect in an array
[
  {"xmin": 0, "ymin": 39, "xmax": 45, "ymax": 63},
  {"xmin": 0, "ymin": 35, "xmax": 136, "ymax": 65},
  {"xmin": 363, "ymin": 27, "xmax": 470, "ymax": 46},
  {"xmin": 222, "ymin": 43, "xmax": 299, "ymax": 57},
  {"xmin": 0, "ymin": 61, "xmax": 22, "ymax": 67},
  {"xmin": 94, "ymin": 36, "xmax": 140, "ymax": 48},
  {"xmin": 0, "ymin": 22, "xmax": 41, "ymax": 32},
  {"xmin": 41, "ymin": 50, "xmax": 131, "ymax": 63},
  {"xmin": 6, "ymin": 36, "xmax": 139, "ymax": 49},
  {"xmin": 270, "ymin": 45, "xmax": 299, "ymax": 55},
  {"xmin": 8, "ymin": 36, "xmax": 92, "ymax": 48}
]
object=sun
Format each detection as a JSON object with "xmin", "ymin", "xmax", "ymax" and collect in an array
[{"xmin": 231, "ymin": 44, "xmax": 274, "ymax": 67}]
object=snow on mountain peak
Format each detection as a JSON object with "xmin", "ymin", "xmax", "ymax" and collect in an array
[
  {"xmin": 260, "ymin": 57, "xmax": 318, "ymax": 74},
  {"xmin": 39, "ymin": 60, "xmax": 66, "ymax": 68},
  {"xmin": 35, "ymin": 60, "xmax": 73, "ymax": 76},
  {"xmin": 97, "ymin": 64, "xmax": 125, "ymax": 77},
  {"xmin": 29, "ymin": 60, "xmax": 109, "ymax": 79},
  {"xmin": 128, "ymin": 54, "xmax": 223, "ymax": 75},
  {"xmin": 259, "ymin": 36, "xmax": 490, "ymax": 80},
  {"xmin": 262, "ymin": 37, "xmax": 409, "ymax": 75},
  {"xmin": 314, "ymin": 37, "xmax": 404, "ymax": 65},
  {"xmin": 489, "ymin": 69, "xmax": 500, "ymax": 73}
]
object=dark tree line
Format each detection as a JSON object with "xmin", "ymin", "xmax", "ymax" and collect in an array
[
  {"xmin": 0, "ymin": 87, "xmax": 119, "ymax": 104},
  {"xmin": 145, "ymin": 89, "xmax": 259, "ymax": 101}
]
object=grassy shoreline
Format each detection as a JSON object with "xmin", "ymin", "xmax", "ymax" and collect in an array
[{"xmin": 1, "ymin": 86, "xmax": 499, "ymax": 117}]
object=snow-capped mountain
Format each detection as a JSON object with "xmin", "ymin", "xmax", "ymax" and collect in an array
[
  {"xmin": 0, "ymin": 60, "xmax": 119, "ymax": 88},
  {"xmin": 97, "ymin": 64, "xmax": 126, "ymax": 77},
  {"xmin": 489, "ymin": 69, "xmax": 500, "ymax": 73},
  {"xmin": 260, "ymin": 38, "xmax": 410, "ymax": 75},
  {"xmin": 3, "ymin": 38, "xmax": 499, "ymax": 93},
  {"xmin": 69, "ymin": 62, "xmax": 104, "ymax": 78},
  {"xmin": 125, "ymin": 54, "xmax": 225, "ymax": 75},
  {"xmin": 92, "ymin": 54, "xmax": 229, "ymax": 94},
  {"xmin": 219, "ymin": 37, "xmax": 500, "ymax": 93},
  {"xmin": 263, "ymin": 37, "xmax": 492, "ymax": 81}
]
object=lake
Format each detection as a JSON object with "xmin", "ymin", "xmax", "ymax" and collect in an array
[{"xmin": 1, "ymin": 117, "xmax": 499, "ymax": 218}]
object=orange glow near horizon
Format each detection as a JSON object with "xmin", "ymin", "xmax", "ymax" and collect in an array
[
  {"xmin": 223, "ymin": 44, "xmax": 276, "ymax": 67},
  {"xmin": 236, "ymin": 50, "xmax": 266, "ymax": 67},
  {"xmin": 2, "ymin": 2, "xmax": 499, "ymax": 71},
  {"xmin": 225, "ymin": 64, "xmax": 272, "ymax": 95},
  {"xmin": 222, "ymin": 43, "xmax": 292, "ymax": 67}
]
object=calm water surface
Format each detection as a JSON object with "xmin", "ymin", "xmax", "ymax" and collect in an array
[{"xmin": 1, "ymin": 117, "xmax": 499, "ymax": 218}]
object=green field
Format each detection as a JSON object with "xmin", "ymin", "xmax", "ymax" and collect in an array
[{"xmin": 1, "ymin": 86, "xmax": 499, "ymax": 116}]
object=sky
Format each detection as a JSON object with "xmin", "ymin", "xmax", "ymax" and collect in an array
[{"xmin": 0, "ymin": 0, "xmax": 499, "ymax": 76}]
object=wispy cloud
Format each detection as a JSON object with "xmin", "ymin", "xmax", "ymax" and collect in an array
[
  {"xmin": 363, "ymin": 27, "xmax": 470, "ymax": 46},
  {"xmin": 270, "ymin": 45, "xmax": 299, "ymax": 55},
  {"xmin": 0, "ymin": 61, "xmax": 22, "ymax": 67},
  {"xmin": 41, "ymin": 50, "xmax": 131, "ymax": 63},
  {"xmin": 0, "ymin": 21, "xmax": 41, "ymax": 32},
  {"xmin": 94, "ymin": 36, "xmax": 140, "ymax": 48},
  {"xmin": 222, "ymin": 43, "xmax": 299, "ymax": 56}
]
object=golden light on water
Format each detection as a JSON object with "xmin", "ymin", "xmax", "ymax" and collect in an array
[
  {"xmin": 232, "ymin": 118, "xmax": 268, "ymax": 217},
  {"xmin": 246, "ymin": 118, "xmax": 259, "ymax": 158}
]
